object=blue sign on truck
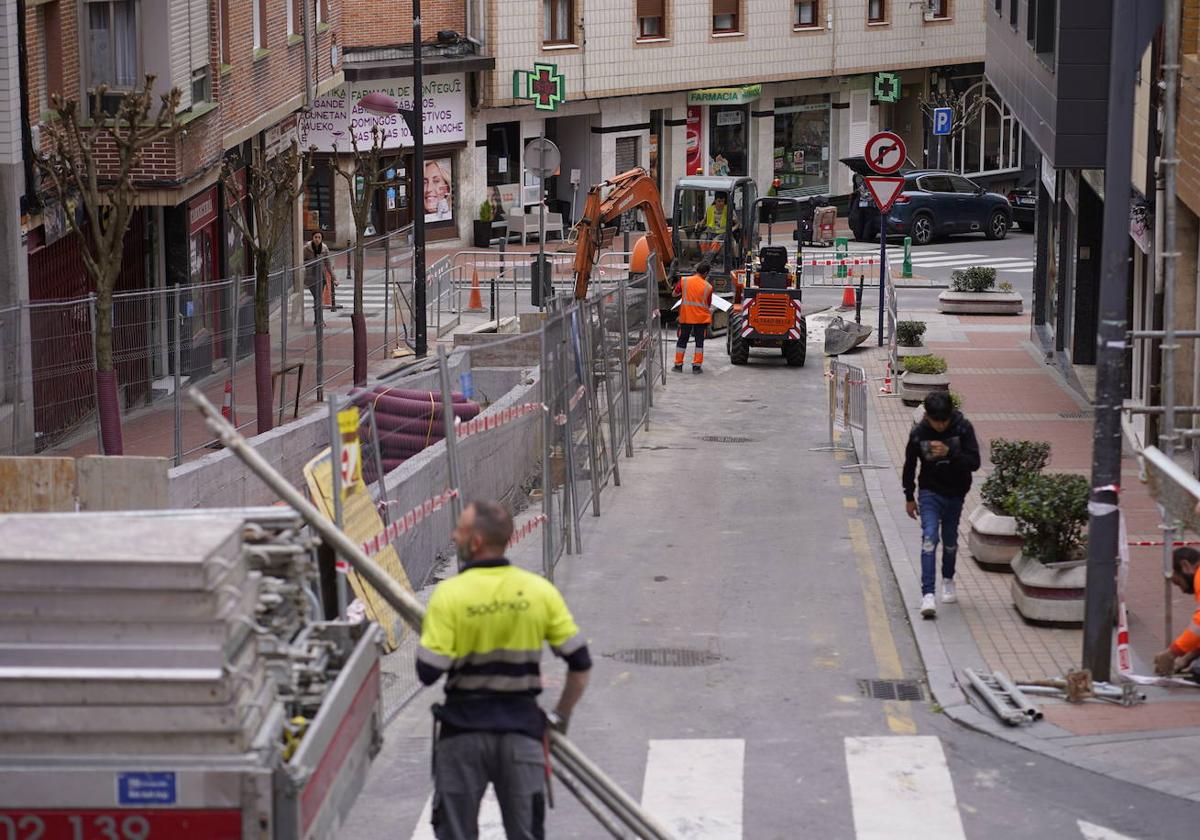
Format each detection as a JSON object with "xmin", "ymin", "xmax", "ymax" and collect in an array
[{"xmin": 117, "ymin": 772, "xmax": 177, "ymax": 805}]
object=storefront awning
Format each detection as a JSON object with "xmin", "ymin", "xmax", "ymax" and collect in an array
[
  {"xmin": 687, "ymin": 85, "xmax": 762, "ymax": 106},
  {"xmin": 345, "ymin": 54, "xmax": 495, "ymax": 81}
]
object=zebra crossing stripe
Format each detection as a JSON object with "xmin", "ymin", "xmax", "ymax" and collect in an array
[
  {"xmin": 845, "ymin": 736, "xmax": 967, "ymax": 840},
  {"xmin": 641, "ymin": 739, "xmax": 744, "ymax": 839},
  {"xmin": 1078, "ymin": 820, "xmax": 1142, "ymax": 840},
  {"xmin": 907, "ymin": 254, "xmax": 988, "ymax": 266}
]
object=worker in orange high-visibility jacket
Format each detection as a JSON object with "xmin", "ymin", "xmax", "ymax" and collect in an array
[
  {"xmin": 1154, "ymin": 547, "xmax": 1200, "ymax": 682},
  {"xmin": 673, "ymin": 261, "xmax": 713, "ymax": 374}
]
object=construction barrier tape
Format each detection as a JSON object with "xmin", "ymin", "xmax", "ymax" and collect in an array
[
  {"xmin": 1127, "ymin": 539, "xmax": 1200, "ymax": 547},
  {"xmin": 801, "ymin": 258, "xmax": 881, "ymax": 266},
  {"xmin": 555, "ymin": 386, "xmax": 587, "ymax": 426},
  {"xmin": 508, "ymin": 514, "xmax": 547, "ymax": 548},
  {"xmin": 360, "ymin": 488, "xmax": 461, "ymax": 557},
  {"xmin": 456, "ymin": 402, "xmax": 548, "ymax": 440}
]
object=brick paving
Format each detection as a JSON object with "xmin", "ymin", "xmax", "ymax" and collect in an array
[{"xmin": 865, "ymin": 309, "xmax": 1198, "ymax": 684}]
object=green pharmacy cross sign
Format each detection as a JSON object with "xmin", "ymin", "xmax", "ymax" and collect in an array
[
  {"xmin": 873, "ymin": 72, "xmax": 901, "ymax": 104},
  {"xmin": 514, "ymin": 63, "xmax": 567, "ymax": 111}
]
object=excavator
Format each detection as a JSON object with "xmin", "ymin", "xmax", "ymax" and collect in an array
[{"xmin": 572, "ymin": 168, "xmax": 759, "ymax": 333}]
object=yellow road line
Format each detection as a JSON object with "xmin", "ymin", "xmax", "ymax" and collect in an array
[
  {"xmin": 848, "ymin": 516, "xmax": 916, "ymax": 735},
  {"xmin": 839, "ymin": 475, "xmax": 853, "ymax": 487},
  {"xmin": 843, "ymin": 497, "xmax": 859, "ymax": 509}
]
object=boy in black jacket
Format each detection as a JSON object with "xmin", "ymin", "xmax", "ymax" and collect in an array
[{"xmin": 902, "ymin": 392, "xmax": 981, "ymax": 618}]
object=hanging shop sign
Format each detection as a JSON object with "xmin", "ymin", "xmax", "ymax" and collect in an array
[
  {"xmin": 513, "ymin": 63, "xmax": 567, "ymax": 111},
  {"xmin": 298, "ymin": 74, "xmax": 467, "ymax": 153},
  {"xmin": 687, "ymin": 85, "xmax": 762, "ymax": 106}
]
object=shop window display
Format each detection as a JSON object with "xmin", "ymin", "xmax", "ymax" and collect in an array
[
  {"xmin": 772, "ymin": 95, "xmax": 830, "ymax": 196},
  {"xmin": 708, "ymin": 105, "xmax": 748, "ymax": 176}
]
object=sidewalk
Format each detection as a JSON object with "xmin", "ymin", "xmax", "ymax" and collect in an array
[{"xmin": 848, "ymin": 304, "xmax": 1200, "ymax": 803}]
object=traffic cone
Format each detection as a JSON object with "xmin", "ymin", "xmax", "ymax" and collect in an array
[
  {"xmin": 221, "ymin": 379, "xmax": 235, "ymax": 423},
  {"xmin": 841, "ymin": 286, "xmax": 857, "ymax": 308},
  {"xmin": 467, "ymin": 267, "xmax": 484, "ymax": 311},
  {"xmin": 880, "ymin": 362, "xmax": 893, "ymax": 395}
]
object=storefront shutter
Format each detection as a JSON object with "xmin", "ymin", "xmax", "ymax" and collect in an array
[
  {"xmin": 637, "ymin": 0, "xmax": 665, "ymax": 16},
  {"xmin": 713, "ymin": 0, "xmax": 739, "ymax": 15},
  {"xmin": 615, "ymin": 136, "xmax": 639, "ymax": 174}
]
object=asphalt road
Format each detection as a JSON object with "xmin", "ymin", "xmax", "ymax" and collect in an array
[{"xmin": 341, "ymin": 333, "xmax": 1198, "ymax": 840}]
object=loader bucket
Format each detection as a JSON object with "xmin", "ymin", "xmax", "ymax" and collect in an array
[{"xmin": 824, "ymin": 315, "xmax": 873, "ymax": 356}]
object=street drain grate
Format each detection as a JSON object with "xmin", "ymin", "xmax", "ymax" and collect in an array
[
  {"xmin": 700, "ymin": 435, "xmax": 755, "ymax": 444},
  {"xmin": 608, "ymin": 648, "xmax": 721, "ymax": 667},
  {"xmin": 1059, "ymin": 410, "xmax": 1094, "ymax": 419},
  {"xmin": 858, "ymin": 679, "xmax": 925, "ymax": 701}
]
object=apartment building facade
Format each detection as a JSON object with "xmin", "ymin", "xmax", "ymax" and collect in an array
[{"xmin": 459, "ymin": 0, "xmax": 991, "ymax": 230}]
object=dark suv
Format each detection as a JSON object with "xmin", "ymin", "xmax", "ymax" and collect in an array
[{"xmin": 843, "ymin": 157, "xmax": 1013, "ymax": 246}]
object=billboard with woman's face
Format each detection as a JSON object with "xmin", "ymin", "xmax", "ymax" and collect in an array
[{"xmin": 424, "ymin": 158, "xmax": 453, "ymax": 223}]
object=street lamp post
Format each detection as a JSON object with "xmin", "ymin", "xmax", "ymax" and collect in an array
[{"xmin": 358, "ymin": 0, "xmax": 426, "ymax": 357}]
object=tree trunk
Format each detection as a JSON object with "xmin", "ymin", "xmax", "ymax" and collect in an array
[
  {"xmin": 353, "ymin": 241, "xmax": 366, "ymax": 385},
  {"xmin": 93, "ymin": 286, "xmax": 124, "ymax": 454},
  {"xmin": 254, "ymin": 262, "xmax": 274, "ymax": 433}
]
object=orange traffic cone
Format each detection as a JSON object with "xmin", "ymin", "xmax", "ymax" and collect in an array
[
  {"xmin": 880, "ymin": 362, "xmax": 893, "ymax": 395},
  {"xmin": 468, "ymin": 268, "xmax": 484, "ymax": 311},
  {"xmin": 221, "ymin": 379, "xmax": 235, "ymax": 423},
  {"xmin": 841, "ymin": 286, "xmax": 857, "ymax": 308}
]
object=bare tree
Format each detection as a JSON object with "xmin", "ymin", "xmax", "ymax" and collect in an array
[
  {"xmin": 35, "ymin": 77, "xmax": 182, "ymax": 455},
  {"xmin": 919, "ymin": 87, "xmax": 988, "ymax": 170},
  {"xmin": 328, "ymin": 127, "xmax": 387, "ymax": 386},
  {"xmin": 221, "ymin": 140, "xmax": 307, "ymax": 434}
]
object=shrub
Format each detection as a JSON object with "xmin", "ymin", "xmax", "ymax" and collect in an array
[
  {"xmin": 951, "ymin": 266, "xmax": 997, "ymax": 293},
  {"xmin": 998, "ymin": 280, "xmax": 1014, "ymax": 292},
  {"xmin": 981, "ymin": 438, "xmax": 1051, "ymax": 515},
  {"xmin": 902, "ymin": 354, "xmax": 948, "ymax": 375},
  {"xmin": 950, "ymin": 391, "xmax": 964, "ymax": 411},
  {"xmin": 1005, "ymin": 473, "xmax": 1089, "ymax": 564},
  {"xmin": 479, "ymin": 199, "xmax": 493, "ymax": 223},
  {"xmin": 896, "ymin": 320, "xmax": 927, "ymax": 347}
]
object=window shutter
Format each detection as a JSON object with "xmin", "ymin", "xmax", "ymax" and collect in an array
[
  {"xmin": 615, "ymin": 137, "xmax": 639, "ymax": 173},
  {"xmin": 638, "ymin": 0, "xmax": 664, "ymax": 16},
  {"xmin": 169, "ymin": 0, "xmax": 192, "ymax": 110},
  {"xmin": 190, "ymin": 0, "xmax": 210, "ymax": 75},
  {"xmin": 713, "ymin": 0, "xmax": 738, "ymax": 16}
]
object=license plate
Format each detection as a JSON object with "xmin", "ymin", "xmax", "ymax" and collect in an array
[
  {"xmin": 1018, "ymin": 197, "xmax": 1035, "ymax": 206},
  {"xmin": 0, "ymin": 810, "xmax": 242, "ymax": 840}
]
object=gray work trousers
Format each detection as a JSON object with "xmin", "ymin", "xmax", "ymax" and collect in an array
[{"xmin": 432, "ymin": 731, "xmax": 546, "ymax": 840}]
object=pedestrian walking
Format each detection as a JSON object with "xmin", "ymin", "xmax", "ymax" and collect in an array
[
  {"xmin": 1152, "ymin": 547, "xmax": 1200, "ymax": 682},
  {"xmin": 302, "ymin": 232, "xmax": 338, "ymax": 321},
  {"xmin": 673, "ymin": 260, "xmax": 713, "ymax": 374},
  {"xmin": 417, "ymin": 500, "xmax": 593, "ymax": 839},
  {"xmin": 902, "ymin": 391, "xmax": 981, "ymax": 618}
]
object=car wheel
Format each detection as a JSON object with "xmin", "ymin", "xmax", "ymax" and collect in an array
[
  {"xmin": 910, "ymin": 214, "xmax": 934, "ymax": 246},
  {"xmin": 986, "ymin": 210, "xmax": 1010, "ymax": 241}
]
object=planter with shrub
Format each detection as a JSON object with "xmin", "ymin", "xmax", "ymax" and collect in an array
[
  {"xmin": 937, "ymin": 266, "xmax": 1024, "ymax": 315},
  {"xmin": 472, "ymin": 199, "xmax": 494, "ymax": 248},
  {"xmin": 895, "ymin": 320, "xmax": 927, "ymax": 359},
  {"xmin": 968, "ymin": 439, "xmax": 1051, "ymax": 572},
  {"xmin": 899, "ymin": 354, "xmax": 949, "ymax": 406},
  {"xmin": 1006, "ymin": 472, "xmax": 1090, "ymax": 626}
]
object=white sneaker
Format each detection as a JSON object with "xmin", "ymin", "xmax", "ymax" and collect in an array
[
  {"xmin": 942, "ymin": 579, "xmax": 958, "ymax": 604},
  {"xmin": 920, "ymin": 593, "xmax": 937, "ymax": 618}
]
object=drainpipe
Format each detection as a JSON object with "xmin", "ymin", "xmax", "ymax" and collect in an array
[{"xmin": 302, "ymin": 0, "xmax": 315, "ymax": 108}]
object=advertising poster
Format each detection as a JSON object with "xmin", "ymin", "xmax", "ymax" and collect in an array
[
  {"xmin": 686, "ymin": 106, "xmax": 703, "ymax": 176},
  {"xmin": 424, "ymin": 158, "xmax": 454, "ymax": 223}
]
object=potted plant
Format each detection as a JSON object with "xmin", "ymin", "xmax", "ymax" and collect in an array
[
  {"xmin": 898, "ymin": 354, "xmax": 949, "ymax": 406},
  {"xmin": 937, "ymin": 266, "xmax": 1024, "ymax": 315},
  {"xmin": 895, "ymin": 320, "xmax": 927, "ymax": 358},
  {"xmin": 1007, "ymin": 473, "xmax": 1090, "ymax": 626},
  {"xmin": 472, "ymin": 198, "xmax": 494, "ymax": 248},
  {"xmin": 968, "ymin": 439, "xmax": 1051, "ymax": 572}
]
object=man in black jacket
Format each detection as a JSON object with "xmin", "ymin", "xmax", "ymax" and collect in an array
[{"xmin": 902, "ymin": 392, "xmax": 981, "ymax": 618}]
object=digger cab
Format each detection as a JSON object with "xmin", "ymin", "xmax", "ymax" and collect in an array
[{"xmin": 671, "ymin": 176, "xmax": 758, "ymax": 297}]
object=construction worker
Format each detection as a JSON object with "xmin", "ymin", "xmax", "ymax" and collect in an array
[
  {"xmin": 673, "ymin": 261, "xmax": 713, "ymax": 374},
  {"xmin": 417, "ymin": 500, "xmax": 592, "ymax": 840},
  {"xmin": 1153, "ymin": 547, "xmax": 1200, "ymax": 682}
]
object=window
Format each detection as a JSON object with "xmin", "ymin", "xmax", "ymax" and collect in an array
[
  {"xmin": 949, "ymin": 175, "xmax": 980, "ymax": 194},
  {"xmin": 253, "ymin": 0, "xmax": 266, "ymax": 50},
  {"xmin": 773, "ymin": 95, "xmax": 831, "ymax": 194},
  {"xmin": 317, "ymin": 0, "xmax": 329, "ymax": 25},
  {"xmin": 713, "ymin": 0, "xmax": 739, "ymax": 33},
  {"xmin": 637, "ymin": 0, "xmax": 665, "ymax": 39},
  {"xmin": 219, "ymin": 0, "xmax": 230, "ymax": 64},
  {"xmin": 928, "ymin": 0, "xmax": 949, "ymax": 18},
  {"xmin": 868, "ymin": 0, "xmax": 887, "ymax": 23},
  {"xmin": 85, "ymin": 0, "xmax": 138, "ymax": 114},
  {"xmin": 615, "ymin": 136, "xmax": 640, "ymax": 173},
  {"xmin": 709, "ymin": 105, "xmax": 748, "ymax": 175},
  {"xmin": 1009, "ymin": 0, "xmax": 1017, "ymax": 27},
  {"xmin": 994, "ymin": 0, "xmax": 1001, "ymax": 12},
  {"xmin": 288, "ymin": 0, "xmax": 296, "ymax": 36},
  {"xmin": 1033, "ymin": 0, "xmax": 1057, "ymax": 61},
  {"xmin": 486, "ymin": 122, "xmax": 520, "ymax": 187},
  {"xmin": 949, "ymin": 83, "xmax": 1024, "ymax": 176},
  {"xmin": 191, "ymin": 66, "xmax": 211, "ymax": 105},
  {"xmin": 40, "ymin": 2, "xmax": 64, "ymax": 108},
  {"xmin": 543, "ymin": 0, "xmax": 573, "ymax": 44},
  {"xmin": 794, "ymin": 0, "xmax": 819, "ymax": 27},
  {"xmin": 918, "ymin": 175, "xmax": 953, "ymax": 193}
]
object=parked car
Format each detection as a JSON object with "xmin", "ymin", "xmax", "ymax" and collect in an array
[
  {"xmin": 842, "ymin": 157, "xmax": 1013, "ymax": 246},
  {"xmin": 1007, "ymin": 187, "xmax": 1036, "ymax": 232}
]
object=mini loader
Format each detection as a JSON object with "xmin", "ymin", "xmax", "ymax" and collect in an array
[{"xmin": 727, "ymin": 197, "xmax": 807, "ymax": 367}]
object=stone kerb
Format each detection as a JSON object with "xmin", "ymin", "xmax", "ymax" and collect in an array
[{"xmin": 937, "ymin": 291, "xmax": 1024, "ymax": 315}]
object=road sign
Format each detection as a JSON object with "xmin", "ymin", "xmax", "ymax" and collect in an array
[
  {"xmin": 525, "ymin": 137, "xmax": 561, "ymax": 178},
  {"xmin": 864, "ymin": 177, "xmax": 906, "ymax": 213},
  {"xmin": 873, "ymin": 72, "xmax": 901, "ymax": 103},
  {"xmin": 864, "ymin": 131, "xmax": 907, "ymax": 175},
  {"xmin": 513, "ymin": 63, "xmax": 566, "ymax": 111},
  {"xmin": 933, "ymin": 107, "xmax": 953, "ymax": 136}
]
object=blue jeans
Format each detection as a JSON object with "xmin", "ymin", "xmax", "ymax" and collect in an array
[{"xmin": 918, "ymin": 489, "xmax": 964, "ymax": 596}]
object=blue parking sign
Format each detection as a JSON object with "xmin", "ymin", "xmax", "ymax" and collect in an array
[{"xmin": 933, "ymin": 107, "xmax": 953, "ymax": 136}]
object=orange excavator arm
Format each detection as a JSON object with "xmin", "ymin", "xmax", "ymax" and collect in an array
[{"xmin": 572, "ymin": 168, "xmax": 674, "ymax": 299}]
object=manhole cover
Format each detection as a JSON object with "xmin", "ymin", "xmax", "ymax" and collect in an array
[
  {"xmin": 700, "ymin": 435, "xmax": 755, "ymax": 443},
  {"xmin": 1058, "ymin": 410, "xmax": 1093, "ymax": 419},
  {"xmin": 858, "ymin": 678, "xmax": 925, "ymax": 701},
  {"xmin": 608, "ymin": 648, "xmax": 721, "ymax": 667}
]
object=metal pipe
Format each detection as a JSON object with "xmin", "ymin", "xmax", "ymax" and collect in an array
[
  {"xmin": 1129, "ymin": 329, "xmax": 1200, "ymax": 338},
  {"xmin": 617, "ymin": 280, "xmax": 634, "ymax": 459},
  {"xmin": 436, "ymin": 346, "xmax": 464, "ymax": 523},
  {"xmin": 328, "ymin": 394, "xmax": 348, "ymax": 618},
  {"xmin": 230, "ymin": 279, "xmax": 240, "ymax": 429},
  {"xmin": 595, "ymin": 284, "xmax": 622, "ymax": 489},
  {"xmin": 992, "ymin": 670, "xmax": 1043, "ymax": 721},
  {"xmin": 1124, "ymin": 405, "xmax": 1200, "ymax": 415},
  {"xmin": 550, "ymin": 766, "xmax": 627, "ymax": 839},
  {"xmin": 541, "ymin": 323, "xmax": 555, "ymax": 579},
  {"xmin": 963, "ymin": 668, "xmax": 1025, "ymax": 726}
]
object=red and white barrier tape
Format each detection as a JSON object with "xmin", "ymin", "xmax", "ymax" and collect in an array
[
  {"xmin": 508, "ymin": 514, "xmax": 547, "ymax": 548},
  {"xmin": 456, "ymin": 402, "xmax": 546, "ymax": 440},
  {"xmin": 1127, "ymin": 539, "xmax": 1200, "ymax": 547},
  {"xmin": 802, "ymin": 257, "xmax": 880, "ymax": 267},
  {"xmin": 352, "ymin": 488, "xmax": 462, "ymax": 560},
  {"xmin": 555, "ymin": 386, "xmax": 587, "ymax": 426}
]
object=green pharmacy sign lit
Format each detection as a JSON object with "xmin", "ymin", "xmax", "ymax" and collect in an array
[
  {"xmin": 873, "ymin": 72, "xmax": 901, "ymax": 104},
  {"xmin": 513, "ymin": 64, "xmax": 567, "ymax": 111}
]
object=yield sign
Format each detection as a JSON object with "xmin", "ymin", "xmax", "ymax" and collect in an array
[{"xmin": 864, "ymin": 177, "xmax": 906, "ymax": 213}]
